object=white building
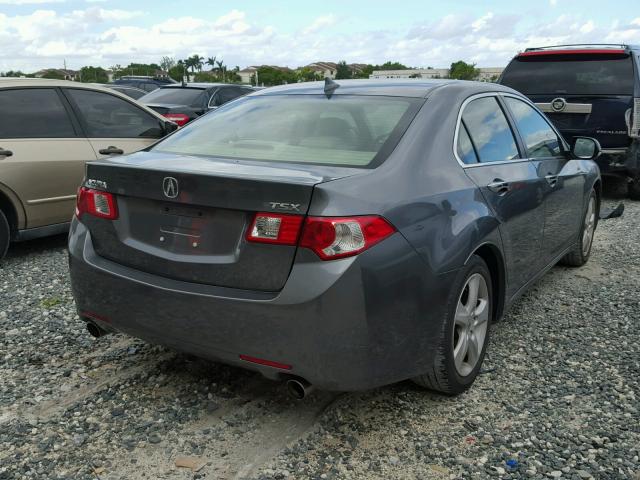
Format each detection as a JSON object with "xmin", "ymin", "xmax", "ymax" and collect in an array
[{"xmin": 369, "ymin": 67, "xmax": 503, "ymax": 82}]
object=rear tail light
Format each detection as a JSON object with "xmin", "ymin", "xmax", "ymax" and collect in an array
[
  {"xmin": 246, "ymin": 213, "xmax": 395, "ymax": 260},
  {"xmin": 630, "ymin": 98, "xmax": 640, "ymax": 138},
  {"xmin": 76, "ymin": 187, "xmax": 118, "ymax": 220},
  {"xmin": 246, "ymin": 213, "xmax": 304, "ymax": 245},
  {"xmin": 162, "ymin": 113, "xmax": 189, "ymax": 126},
  {"xmin": 300, "ymin": 216, "xmax": 396, "ymax": 260}
]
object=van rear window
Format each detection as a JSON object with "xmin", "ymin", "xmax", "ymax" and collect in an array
[{"xmin": 501, "ymin": 55, "xmax": 634, "ymax": 95}]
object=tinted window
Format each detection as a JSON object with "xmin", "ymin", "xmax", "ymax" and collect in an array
[
  {"xmin": 505, "ymin": 97, "xmax": 562, "ymax": 158},
  {"xmin": 501, "ymin": 55, "xmax": 634, "ymax": 95},
  {"xmin": 0, "ymin": 88, "xmax": 75, "ymax": 138},
  {"xmin": 213, "ymin": 88, "xmax": 244, "ymax": 106},
  {"xmin": 457, "ymin": 123, "xmax": 478, "ymax": 164},
  {"xmin": 66, "ymin": 89, "xmax": 162, "ymax": 138},
  {"xmin": 154, "ymin": 95, "xmax": 418, "ymax": 167},
  {"xmin": 462, "ymin": 97, "xmax": 519, "ymax": 163},
  {"xmin": 112, "ymin": 87, "xmax": 146, "ymax": 100},
  {"xmin": 141, "ymin": 83, "xmax": 158, "ymax": 92},
  {"xmin": 141, "ymin": 88, "xmax": 205, "ymax": 106}
]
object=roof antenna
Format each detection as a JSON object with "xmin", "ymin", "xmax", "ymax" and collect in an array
[{"xmin": 324, "ymin": 78, "xmax": 339, "ymax": 98}]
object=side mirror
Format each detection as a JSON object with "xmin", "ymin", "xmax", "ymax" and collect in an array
[
  {"xmin": 163, "ymin": 120, "xmax": 179, "ymax": 134},
  {"xmin": 571, "ymin": 137, "xmax": 601, "ymax": 160}
]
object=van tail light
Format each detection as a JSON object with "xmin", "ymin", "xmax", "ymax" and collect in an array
[
  {"xmin": 630, "ymin": 98, "xmax": 640, "ymax": 138},
  {"xmin": 162, "ymin": 113, "xmax": 189, "ymax": 126},
  {"xmin": 246, "ymin": 213, "xmax": 395, "ymax": 260},
  {"xmin": 76, "ymin": 187, "xmax": 118, "ymax": 220}
]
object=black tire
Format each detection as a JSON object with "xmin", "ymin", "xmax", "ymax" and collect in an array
[
  {"xmin": 412, "ymin": 255, "xmax": 492, "ymax": 395},
  {"xmin": 0, "ymin": 209, "xmax": 9, "ymax": 260},
  {"xmin": 629, "ymin": 174, "xmax": 640, "ymax": 201},
  {"xmin": 561, "ymin": 190, "xmax": 598, "ymax": 267}
]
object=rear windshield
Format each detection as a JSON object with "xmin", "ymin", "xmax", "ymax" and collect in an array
[
  {"xmin": 501, "ymin": 55, "xmax": 634, "ymax": 95},
  {"xmin": 153, "ymin": 95, "xmax": 419, "ymax": 167},
  {"xmin": 141, "ymin": 87, "xmax": 206, "ymax": 106}
]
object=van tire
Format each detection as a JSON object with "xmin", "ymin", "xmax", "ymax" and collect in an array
[{"xmin": 0, "ymin": 209, "xmax": 10, "ymax": 260}]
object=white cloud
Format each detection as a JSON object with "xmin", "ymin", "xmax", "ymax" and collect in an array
[
  {"xmin": 302, "ymin": 14, "xmax": 337, "ymax": 35},
  {"xmin": 550, "ymin": 0, "xmax": 558, "ymax": 6},
  {"xmin": 1, "ymin": 9, "xmax": 640, "ymax": 74},
  {"xmin": 0, "ymin": 0, "xmax": 63, "ymax": 3}
]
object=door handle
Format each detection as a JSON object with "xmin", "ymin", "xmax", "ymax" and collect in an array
[
  {"xmin": 545, "ymin": 174, "xmax": 559, "ymax": 187},
  {"xmin": 0, "ymin": 148, "xmax": 13, "ymax": 158},
  {"xmin": 487, "ymin": 179, "xmax": 511, "ymax": 195},
  {"xmin": 98, "ymin": 146, "xmax": 124, "ymax": 155}
]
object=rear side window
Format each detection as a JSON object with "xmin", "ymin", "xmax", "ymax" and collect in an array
[
  {"xmin": 0, "ymin": 88, "xmax": 75, "ymax": 138},
  {"xmin": 154, "ymin": 95, "xmax": 419, "ymax": 168},
  {"xmin": 501, "ymin": 55, "xmax": 634, "ymax": 95},
  {"xmin": 505, "ymin": 97, "xmax": 562, "ymax": 158},
  {"xmin": 141, "ymin": 88, "xmax": 205, "ymax": 106},
  {"xmin": 66, "ymin": 89, "xmax": 163, "ymax": 138},
  {"xmin": 213, "ymin": 88, "xmax": 244, "ymax": 106},
  {"xmin": 457, "ymin": 123, "xmax": 478, "ymax": 164},
  {"xmin": 461, "ymin": 97, "xmax": 519, "ymax": 163}
]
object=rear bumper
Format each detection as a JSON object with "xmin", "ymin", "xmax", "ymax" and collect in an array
[
  {"xmin": 68, "ymin": 219, "xmax": 456, "ymax": 391},
  {"xmin": 596, "ymin": 140, "xmax": 640, "ymax": 176}
]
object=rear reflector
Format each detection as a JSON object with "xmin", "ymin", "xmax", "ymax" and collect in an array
[
  {"xmin": 246, "ymin": 213, "xmax": 396, "ymax": 260},
  {"xmin": 631, "ymin": 98, "xmax": 640, "ymax": 138},
  {"xmin": 246, "ymin": 212, "xmax": 304, "ymax": 245},
  {"xmin": 76, "ymin": 186, "xmax": 118, "ymax": 220},
  {"xmin": 162, "ymin": 113, "xmax": 189, "ymax": 126},
  {"xmin": 239, "ymin": 354, "xmax": 292, "ymax": 370},
  {"xmin": 300, "ymin": 216, "xmax": 396, "ymax": 260}
]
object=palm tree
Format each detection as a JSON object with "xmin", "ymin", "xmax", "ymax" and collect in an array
[
  {"xmin": 192, "ymin": 55, "xmax": 204, "ymax": 73},
  {"xmin": 216, "ymin": 59, "xmax": 225, "ymax": 82},
  {"xmin": 206, "ymin": 56, "xmax": 217, "ymax": 72}
]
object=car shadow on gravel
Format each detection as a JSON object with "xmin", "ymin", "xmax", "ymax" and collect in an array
[{"xmin": 4, "ymin": 232, "xmax": 68, "ymax": 259}]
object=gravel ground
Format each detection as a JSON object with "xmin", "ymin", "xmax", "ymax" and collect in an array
[{"xmin": 0, "ymin": 192, "xmax": 638, "ymax": 480}]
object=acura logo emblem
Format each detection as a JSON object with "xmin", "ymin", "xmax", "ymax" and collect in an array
[
  {"xmin": 551, "ymin": 97, "xmax": 566, "ymax": 112},
  {"xmin": 163, "ymin": 177, "xmax": 179, "ymax": 198}
]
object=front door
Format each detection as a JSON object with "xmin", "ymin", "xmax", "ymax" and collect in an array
[
  {"xmin": 456, "ymin": 95, "xmax": 546, "ymax": 298},
  {"xmin": 502, "ymin": 96, "xmax": 585, "ymax": 263},
  {"xmin": 62, "ymin": 88, "xmax": 165, "ymax": 160}
]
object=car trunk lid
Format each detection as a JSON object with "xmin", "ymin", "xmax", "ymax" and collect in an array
[{"xmin": 83, "ymin": 151, "xmax": 360, "ymax": 291}]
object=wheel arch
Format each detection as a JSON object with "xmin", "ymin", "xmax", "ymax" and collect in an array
[
  {"xmin": 0, "ymin": 186, "xmax": 24, "ymax": 236},
  {"xmin": 467, "ymin": 242, "xmax": 506, "ymax": 322}
]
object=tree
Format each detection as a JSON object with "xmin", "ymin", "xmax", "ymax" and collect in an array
[
  {"xmin": 41, "ymin": 70, "xmax": 65, "ymax": 80},
  {"xmin": 123, "ymin": 63, "xmax": 162, "ymax": 77},
  {"xmin": 449, "ymin": 60, "xmax": 479, "ymax": 80},
  {"xmin": 168, "ymin": 64, "xmax": 186, "ymax": 82},
  {"xmin": 79, "ymin": 66, "xmax": 109, "ymax": 83},
  {"xmin": 375, "ymin": 61, "xmax": 409, "ymax": 70},
  {"xmin": 0, "ymin": 70, "xmax": 27, "ymax": 77},
  {"xmin": 352, "ymin": 64, "xmax": 374, "ymax": 79},
  {"xmin": 296, "ymin": 67, "xmax": 323, "ymax": 82},
  {"xmin": 206, "ymin": 56, "xmax": 217, "ymax": 72},
  {"xmin": 110, "ymin": 64, "xmax": 122, "ymax": 80},
  {"xmin": 335, "ymin": 61, "xmax": 352, "ymax": 80},
  {"xmin": 215, "ymin": 59, "xmax": 225, "ymax": 82},
  {"xmin": 254, "ymin": 66, "xmax": 297, "ymax": 86},
  {"xmin": 159, "ymin": 56, "xmax": 175, "ymax": 72}
]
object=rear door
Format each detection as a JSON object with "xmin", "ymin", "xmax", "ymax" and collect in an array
[
  {"xmin": 62, "ymin": 88, "xmax": 165, "ymax": 160},
  {"xmin": 500, "ymin": 51, "xmax": 635, "ymax": 149},
  {"xmin": 0, "ymin": 87, "xmax": 96, "ymax": 228},
  {"xmin": 502, "ymin": 96, "xmax": 585, "ymax": 263},
  {"xmin": 457, "ymin": 95, "xmax": 546, "ymax": 297}
]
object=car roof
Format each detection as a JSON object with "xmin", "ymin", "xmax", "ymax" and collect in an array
[
  {"xmin": 158, "ymin": 83, "xmax": 244, "ymax": 90},
  {"xmin": 251, "ymin": 79, "xmax": 499, "ymax": 98}
]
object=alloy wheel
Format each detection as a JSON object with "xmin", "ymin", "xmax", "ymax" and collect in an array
[
  {"xmin": 582, "ymin": 196, "xmax": 596, "ymax": 257},
  {"xmin": 452, "ymin": 273, "xmax": 490, "ymax": 377}
]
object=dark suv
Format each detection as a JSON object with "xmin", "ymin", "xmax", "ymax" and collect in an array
[
  {"xmin": 113, "ymin": 76, "xmax": 176, "ymax": 93},
  {"xmin": 500, "ymin": 44, "xmax": 640, "ymax": 199}
]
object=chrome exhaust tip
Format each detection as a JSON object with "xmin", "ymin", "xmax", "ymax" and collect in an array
[{"xmin": 286, "ymin": 378, "xmax": 313, "ymax": 400}]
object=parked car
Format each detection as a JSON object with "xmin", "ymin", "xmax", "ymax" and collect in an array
[
  {"xmin": 103, "ymin": 84, "xmax": 147, "ymax": 100},
  {"xmin": 0, "ymin": 78, "xmax": 178, "ymax": 259},
  {"xmin": 113, "ymin": 75, "xmax": 176, "ymax": 93},
  {"xmin": 139, "ymin": 83, "xmax": 255, "ymax": 126},
  {"xmin": 499, "ymin": 43, "xmax": 640, "ymax": 199},
  {"xmin": 69, "ymin": 79, "xmax": 601, "ymax": 396}
]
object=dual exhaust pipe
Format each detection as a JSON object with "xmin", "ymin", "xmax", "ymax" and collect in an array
[{"xmin": 86, "ymin": 320, "xmax": 314, "ymax": 399}]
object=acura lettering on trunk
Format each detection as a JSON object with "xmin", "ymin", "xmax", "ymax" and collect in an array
[{"xmin": 68, "ymin": 79, "xmax": 601, "ymax": 395}]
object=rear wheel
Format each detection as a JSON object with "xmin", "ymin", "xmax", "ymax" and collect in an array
[
  {"xmin": 629, "ymin": 174, "xmax": 640, "ymax": 201},
  {"xmin": 0, "ymin": 209, "xmax": 9, "ymax": 260},
  {"xmin": 562, "ymin": 190, "xmax": 597, "ymax": 267},
  {"xmin": 412, "ymin": 255, "xmax": 492, "ymax": 395}
]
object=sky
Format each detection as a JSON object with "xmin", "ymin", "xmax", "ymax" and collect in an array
[{"xmin": 1, "ymin": 0, "xmax": 639, "ymax": 73}]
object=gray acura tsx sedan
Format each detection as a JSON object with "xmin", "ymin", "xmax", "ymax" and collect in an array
[{"xmin": 69, "ymin": 79, "xmax": 601, "ymax": 396}]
